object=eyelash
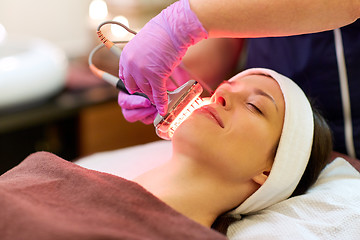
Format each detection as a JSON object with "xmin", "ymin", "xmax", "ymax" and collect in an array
[
  {"xmin": 215, "ymin": 82, "xmax": 264, "ymax": 115},
  {"xmin": 247, "ymin": 103, "xmax": 263, "ymax": 114}
]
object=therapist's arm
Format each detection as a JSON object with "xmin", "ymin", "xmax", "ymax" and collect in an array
[
  {"xmin": 190, "ymin": 0, "xmax": 360, "ymax": 38},
  {"xmin": 183, "ymin": 38, "xmax": 244, "ymax": 92}
]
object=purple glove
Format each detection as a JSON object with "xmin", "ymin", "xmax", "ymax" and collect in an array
[
  {"xmin": 118, "ymin": 64, "xmax": 191, "ymax": 124},
  {"xmin": 119, "ymin": 0, "xmax": 208, "ymax": 116},
  {"xmin": 118, "ymin": 92, "xmax": 157, "ymax": 125}
]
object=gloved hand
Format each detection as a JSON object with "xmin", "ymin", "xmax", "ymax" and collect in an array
[
  {"xmin": 118, "ymin": 64, "xmax": 192, "ymax": 124},
  {"xmin": 118, "ymin": 92, "xmax": 157, "ymax": 124},
  {"xmin": 119, "ymin": 0, "xmax": 208, "ymax": 116}
]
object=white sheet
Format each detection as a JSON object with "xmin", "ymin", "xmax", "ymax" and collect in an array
[
  {"xmin": 75, "ymin": 141, "xmax": 172, "ymax": 180},
  {"xmin": 75, "ymin": 141, "xmax": 360, "ymax": 239}
]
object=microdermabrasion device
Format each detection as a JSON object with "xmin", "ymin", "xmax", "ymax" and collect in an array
[{"xmin": 89, "ymin": 21, "xmax": 206, "ymax": 140}]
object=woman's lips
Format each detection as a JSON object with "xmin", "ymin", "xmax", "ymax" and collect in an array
[{"xmin": 196, "ymin": 105, "xmax": 224, "ymax": 128}]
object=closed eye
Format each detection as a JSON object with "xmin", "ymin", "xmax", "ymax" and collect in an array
[{"xmin": 247, "ymin": 103, "xmax": 263, "ymax": 114}]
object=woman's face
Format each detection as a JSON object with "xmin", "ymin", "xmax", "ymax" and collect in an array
[{"xmin": 172, "ymin": 74, "xmax": 285, "ymax": 183}]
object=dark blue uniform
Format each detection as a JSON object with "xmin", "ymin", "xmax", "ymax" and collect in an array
[{"xmin": 246, "ymin": 20, "xmax": 360, "ymax": 158}]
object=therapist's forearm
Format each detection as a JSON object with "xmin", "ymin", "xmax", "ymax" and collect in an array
[
  {"xmin": 189, "ymin": 0, "xmax": 360, "ymax": 38},
  {"xmin": 183, "ymin": 38, "xmax": 243, "ymax": 91}
]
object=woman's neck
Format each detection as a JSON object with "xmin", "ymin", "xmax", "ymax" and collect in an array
[{"xmin": 132, "ymin": 154, "xmax": 249, "ymax": 227}]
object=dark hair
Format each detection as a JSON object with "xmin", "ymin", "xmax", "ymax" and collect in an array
[
  {"xmin": 291, "ymin": 104, "xmax": 333, "ymax": 196},
  {"xmin": 212, "ymin": 102, "xmax": 333, "ymax": 234}
]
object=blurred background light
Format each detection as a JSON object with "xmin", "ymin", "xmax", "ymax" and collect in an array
[
  {"xmin": 89, "ymin": 0, "xmax": 108, "ymax": 20},
  {"xmin": 111, "ymin": 16, "xmax": 130, "ymax": 38}
]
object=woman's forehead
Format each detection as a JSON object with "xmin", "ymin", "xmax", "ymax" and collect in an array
[
  {"xmin": 229, "ymin": 74, "xmax": 281, "ymax": 91},
  {"xmin": 228, "ymin": 74, "xmax": 285, "ymax": 108},
  {"xmin": 230, "ymin": 73, "xmax": 273, "ymax": 83}
]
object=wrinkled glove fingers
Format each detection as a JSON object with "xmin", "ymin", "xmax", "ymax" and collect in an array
[
  {"xmin": 118, "ymin": 91, "xmax": 151, "ymax": 109},
  {"xmin": 121, "ymin": 106, "xmax": 157, "ymax": 124},
  {"xmin": 141, "ymin": 111, "xmax": 158, "ymax": 125},
  {"xmin": 120, "ymin": 60, "xmax": 141, "ymax": 94}
]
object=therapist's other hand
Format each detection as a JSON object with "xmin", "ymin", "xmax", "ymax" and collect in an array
[
  {"xmin": 118, "ymin": 92, "xmax": 157, "ymax": 125},
  {"xmin": 119, "ymin": 0, "xmax": 207, "ymax": 116},
  {"xmin": 118, "ymin": 64, "xmax": 192, "ymax": 124}
]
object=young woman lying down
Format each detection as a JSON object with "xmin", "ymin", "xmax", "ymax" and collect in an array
[{"xmin": 0, "ymin": 68, "xmax": 332, "ymax": 239}]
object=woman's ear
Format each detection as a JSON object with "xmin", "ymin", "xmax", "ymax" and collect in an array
[{"xmin": 252, "ymin": 170, "xmax": 270, "ymax": 186}]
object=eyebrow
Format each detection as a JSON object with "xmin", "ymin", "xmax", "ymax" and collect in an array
[
  {"xmin": 221, "ymin": 81, "xmax": 279, "ymax": 112},
  {"xmin": 253, "ymin": 88, "xmax": 279, "ymax": 112}
]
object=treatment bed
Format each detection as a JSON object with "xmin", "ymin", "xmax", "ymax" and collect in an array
[{"xmin": 75, "ymin": 140, "xmax": 360, "ymax": 239}]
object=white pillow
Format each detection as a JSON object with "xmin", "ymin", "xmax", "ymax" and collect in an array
[
  {"xmin": 75, "ymin": 142, "xmax": 360, "ymax": 239},
  {"xmin": 227, "ymin": 158, "xmax": 360, "ymax": 240}
]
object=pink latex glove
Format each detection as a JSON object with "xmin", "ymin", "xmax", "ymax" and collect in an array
[
  {"xmin": 118, "ymin": 92, "xmax": 157, "ymax": 124},
  {"xmin": 118, "ymin": 64, "xmax": 191, "ymax": 124},
  {"xmin": 119, "ymin": 0, "xmax": 208, "ymax": 116}
]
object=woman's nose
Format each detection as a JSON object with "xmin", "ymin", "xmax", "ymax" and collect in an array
[
  {"xmin": 211, "ymin": 88, "xmax": 232, "ymax": 110},
  {"xmin": 217, "ymin": 95, "xmax": 226, "ymax": 107}
]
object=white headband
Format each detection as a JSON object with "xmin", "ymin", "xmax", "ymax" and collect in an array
[{"xmin": 229, "ymin": 68, "xmax": 314, "ymax": 216}]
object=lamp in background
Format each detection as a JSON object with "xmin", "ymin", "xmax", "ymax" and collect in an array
[
  {"xmin": 88, "ymin": 0, "xmax": 130, "ymax": 40},
  {"xmin": 89, "ymin": 0, "xmax": 108, "ymax": 20},
  {"xmin": 111, "ymin": 16, "xmax": 130, "ymax": 38}
]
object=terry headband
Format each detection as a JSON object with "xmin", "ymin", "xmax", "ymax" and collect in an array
[{"xmin": 229, "ymin": 68, "xmax": 314, "ymax": 216}]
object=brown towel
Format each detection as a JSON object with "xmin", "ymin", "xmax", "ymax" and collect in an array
[{"xmin": 0, "ymin": 152, "xmax": 227, "ymax": 240}]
